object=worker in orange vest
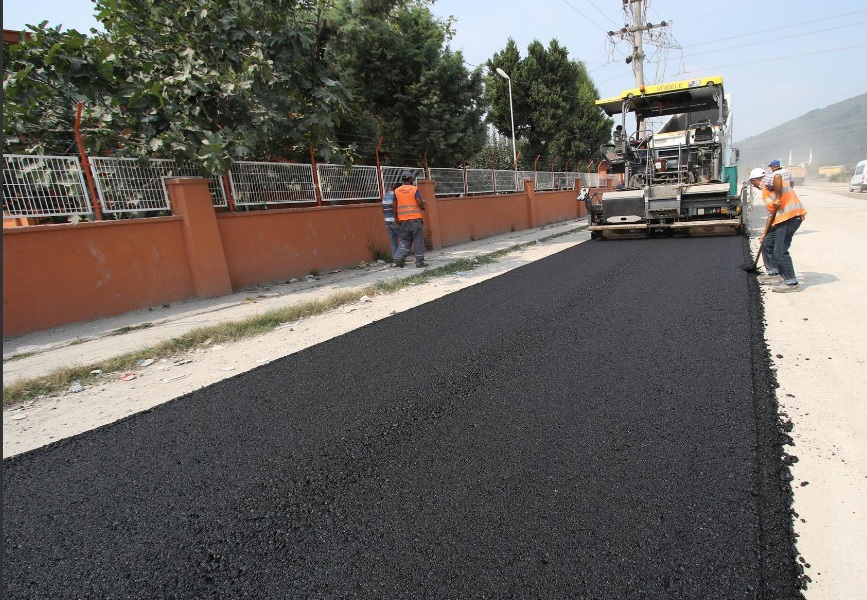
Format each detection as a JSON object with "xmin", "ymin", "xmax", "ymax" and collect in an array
[
  {"xmin": 751, "ymin": 159, "xmax": 808, "ymax": 292},
  {"xmin": 392, "ymin": 170, "xmax": 428, "ymax": 268}
]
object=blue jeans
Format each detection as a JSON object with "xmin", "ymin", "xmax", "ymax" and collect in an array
[
  {"xmin": 394, "ymin": 219, "xmax": 425, "ymax": 263},
  {"xmin": 385, "ymin": 222, "xmax": 401, "ymax": 257},
  {"xmin": 761, "ymin": 216, "xmax": 802, "ymax": 283}
]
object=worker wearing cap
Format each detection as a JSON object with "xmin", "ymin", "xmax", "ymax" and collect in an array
[
  {"xmin": 763, "ymin": 159, "xmax": 794, "ymax": 190},
  {"xmin": 749, "ymin": 161, "xmax": 807, "ymax": 292},
  {"xmin": 392, "ymin": 170, "xmax": 428, "ymax": 268}
]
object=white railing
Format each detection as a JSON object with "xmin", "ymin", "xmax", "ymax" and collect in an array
[
  {"xmin": 90, "ymin": 157, "xmax": 227, "ymax": 213},
  {"xmin": 428, "ymin": 168, "xmax": 465, "ymax": 197},
  {"xmin": 5, "ymin": 154, "xmax": 596, "ymax": 219},
  {"xmin": 3, "ymin": 155, "xmax": 92, "ymax": 217},
  {"xmin": 381, "ymin": 166, "xmax": 424, "ymax": 193},
  {"xmin": 494, "ymin": 169, "xmax": 519, "ymax": 193},
  {"xmin": 466, "ymin": 169, "xmax": 495, "ymax": 195},
  {"xmin": 317, "ymin": 164, "xmax": 379, "ymax": 203},
  {"xmin": 229, "ymin": 161, "xmax": 316, "ymax": 206}
]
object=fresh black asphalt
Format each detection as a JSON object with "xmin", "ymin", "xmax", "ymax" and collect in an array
[{"xmin": 3, "ymin": 234, "xmax": 804, "ymax": 599}]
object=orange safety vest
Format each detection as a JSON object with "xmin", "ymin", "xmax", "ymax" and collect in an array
[
  {"xmin": 762, "ymin": 177, "xmax": 806, "ymax": 227},
  {"xmin": 394, "ymin": 185, "xmax": 423, "ymax": 222}
]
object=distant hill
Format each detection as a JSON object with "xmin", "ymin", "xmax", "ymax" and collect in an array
[{"xmin": 736, "ymin": 93, "xmax": 867, "ymax": 172}]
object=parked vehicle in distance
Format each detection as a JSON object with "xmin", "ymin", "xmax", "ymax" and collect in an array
[
  {"xmin": 786, "ymin": 164, "xmax": 806, "ymax": 186},
  {"xmin": 849, "ymin": 160, "xmax": 867, "ymax": 193}
]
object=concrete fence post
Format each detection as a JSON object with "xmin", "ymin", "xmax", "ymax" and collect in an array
[
  {"xmin": 524, "ymin": 178, "xmax": 538, "ymax": 229},
  {"xmin": 417, "ymin": 179, "xmax": 442, "ymax": 250},
  {"xmin": 166, "ymin": 177, "xmax": 233, "ymax": 299}
]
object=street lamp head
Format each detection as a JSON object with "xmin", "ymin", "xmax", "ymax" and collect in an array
[{"xmin": 495, "ymin": 67, "xmax": 510, "ymax": 80}]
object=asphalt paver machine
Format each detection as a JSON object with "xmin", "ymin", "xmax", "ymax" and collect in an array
[{"xmin": 588, "ymin": 76, "xmax": 746, "ymax": 239}]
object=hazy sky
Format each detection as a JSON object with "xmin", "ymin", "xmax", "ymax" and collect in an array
[{"xmin": 4, "ymin": 0, "xmax": 867, "ymax": 159}]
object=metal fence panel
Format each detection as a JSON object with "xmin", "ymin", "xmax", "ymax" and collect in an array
[
  {"xmin": 466, "ymin": 169, "xmax": 494, "ymax": 195},
  {"xmin": 229, "ymin": 161, "xmax": 316, "ymax": 206},
  {"xmin": 381, "ymin": 166, "xmax": 425, "ymax": 193},
  {"xmin": 533, "ymin": 171, "xmax": 552, "ymax": 191},
  {"xmin": 3, "ymin": 155, "xmax": 92, "ymax": 218},
  {"xmin": 317, "ymin": 164, "xmax": 380, "ymax": 203},
  {"xmin": 90, "ymin": 157, "xmax": 227, "ymax": 213},
  {"xmin": 494, "ymin": 169, "xmax": 519, "ymax": 193},
  {"xmin": 554, "ymin": 172, "xmax": 571, "ymax": 190},
  {"xmin": 515, "ymin": 170, "xmax": 533, "ymax": 190},
  {"xmin": 427, "ymin": 168, "xmax": 465, "ymax": 197},
  {"xmin": 575, "ymin": 172, "xmax": 603, "ymax": 188}
]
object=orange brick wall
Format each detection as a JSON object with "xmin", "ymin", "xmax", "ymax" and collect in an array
[
  {"xmin": 2, "ymin": 217, "xmax": 195, "ymax": 334},
  {"xmin": 3, "ymin": 178, "xmax": 585, "ymax": 336},
  {"xmin": 217, "ymin": 204, "xmax": 389, "ymax": 290}
]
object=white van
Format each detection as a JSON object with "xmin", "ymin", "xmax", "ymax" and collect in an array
[{"xmin": 850, "ymin": 159, "xmax": 867, "ymax": 193}]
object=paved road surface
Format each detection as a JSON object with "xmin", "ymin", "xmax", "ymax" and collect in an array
[{"xmin": 3, "ymin": 235, "xmax": 802, "ymax": 598}]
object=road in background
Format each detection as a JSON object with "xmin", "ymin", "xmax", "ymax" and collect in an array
[{"xmin": 3, "ymin": 234, "xmax": 803, "ymax": 599}]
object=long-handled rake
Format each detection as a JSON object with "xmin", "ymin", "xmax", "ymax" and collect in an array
[{"xmin": 741, "ymin": 210, "xmax": 776, "ymax": 273}]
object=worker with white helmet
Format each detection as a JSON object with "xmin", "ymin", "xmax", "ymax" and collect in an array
[{"xmin": 748, "ymin": 163, "xmax": 808, "ymax": 292}]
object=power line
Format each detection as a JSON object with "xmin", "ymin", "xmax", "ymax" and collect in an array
[
  {"xmin": 679, "ymin": 9, "xmax": 867, "ymax": 49},
  {"xmin": 677, "ymin": 43, "xmax": 867, "ymax": 74},
  {"xmin": 557, "ymin": 0, "xmax": 617, "ymax": 31},
  {"xmin": 684, "ymin": 21, "xmax": 867, "ymax": 59}
]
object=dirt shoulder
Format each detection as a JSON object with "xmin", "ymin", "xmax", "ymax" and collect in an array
[{"xmin": 753, "ymin": 180, "xmax": 867, "ymax": 599}]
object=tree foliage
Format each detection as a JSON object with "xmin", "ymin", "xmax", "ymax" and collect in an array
[
  {"xmin": 325, "ymin": 0, "xmax": 485, "ymax": 166},
  {"xmin": 4, "ymin": 1, "xmax": 609, "ymax": 175},
  {"xmin": 91, "ymin": 0, "xmax": 351, "ymax": 172},
  {"xmin": 2, "ymin": 24, "xmax": 116, "ymax": 156},
  {"xmin": 487, "ymin": 38, "xmax": 612, "ymax": 170},
  {"xmin": 4, "ymin": 1, "xmax": 352, "ymax": 174}
]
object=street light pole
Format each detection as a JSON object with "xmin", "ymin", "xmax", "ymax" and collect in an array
[{"xmin": 495, "ymin": 67, "xmax": 518, "ymax": 191}]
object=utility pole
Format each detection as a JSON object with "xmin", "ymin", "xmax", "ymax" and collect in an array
[
  {"xmin": 607, "ymin": 0, "xmax": 672, "ymax": 134},
  {"xmin": 608, "ymin": 0, "xmax": 671, "ymax": 89},
  {"xmin": 630, "ymin": 0, "xmax": 647, "ymax": 88}
]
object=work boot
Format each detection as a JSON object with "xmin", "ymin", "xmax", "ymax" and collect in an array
[
  {"xmin": 757, "ymin": 274, "xmax": 782, "ymax": 285},
  {"xmin": 772, "ymin": 282, "xmax": 800, "ymax": 293},
  {"xmin": 394, "ymin": 258, "xmax": 405, "ymax": 268},
  {"xmin": 415, "ymin": 261, "xmax": 429, "ymax": 268}
]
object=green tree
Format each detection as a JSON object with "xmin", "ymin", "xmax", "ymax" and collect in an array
[
  {"xmin": 487, "ymin": 38, "xmax": 612, "ymax": 170},
  {"xmin": 326, "ymin": 0, "xmax": 485, "ymax": 166},
  {"xmin": 413, "ymin": 49, "xmax": 487, "ymax": 166},
  {"xmin": 92, "ymin": 0, "xmax": 351, "ymax": 173},
  {"xmin": 467, "ymin": 129, "xmax": 520, "ymax": 171},
  {"xmin": 3, "ymin": 1, "xmax": 354, "ymax": 174},
  {"xmin": 2, "ymin": 24, "xmax": 116, "ymax": 156}
]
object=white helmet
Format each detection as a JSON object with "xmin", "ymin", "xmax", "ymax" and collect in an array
[{"xmin": 748, "ymin": 167, "xmax": 766, "ymax": 180}]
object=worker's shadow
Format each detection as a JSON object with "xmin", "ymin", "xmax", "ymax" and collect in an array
[{"xmin": 800, "ymin": 271, "xmax": 839, "ymax": 287}]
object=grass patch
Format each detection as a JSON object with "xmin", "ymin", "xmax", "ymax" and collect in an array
[
  {"xmin": 108, "ymin": 322, "xmax": 153, "ymax": 336},
  {"xmin": 2, "ymin": 225, "xmax": 582, "ymax": 407},
  {"xmin": 4, "ymin": 351, "xmax": 38, "ymax": 362}
]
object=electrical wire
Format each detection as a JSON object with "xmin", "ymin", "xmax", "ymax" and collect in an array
[
  {"xmin": 677, "ymin": 43, "xmax": 867, "ymax": 75},
  {"xmin": 556, "ymin": 0, "xmax": 617, "ymax": 31},
  {"xmin": 679, "ymin": 9, "xmax": 867, "ymax": 49},
  {"xmin": 684, "ymin": 21, "xmax": 867, "ymax": 59}
]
